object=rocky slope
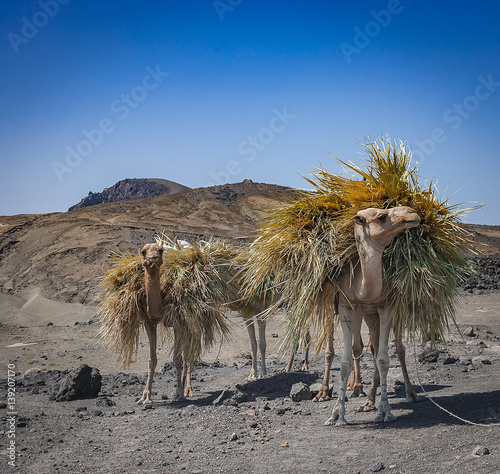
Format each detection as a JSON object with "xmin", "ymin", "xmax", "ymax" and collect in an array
[
  {"xmin": 0, "ymin": 180, "xmax": 296, "ymax": 304},
  {"xmin": 68, "ymin": 178, "xmax": 190, "ymax": 210}
]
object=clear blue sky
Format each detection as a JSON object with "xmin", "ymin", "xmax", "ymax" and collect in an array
[{"xmin": 1, "ymin": 1, "xmax": 499, "ymax": 224}]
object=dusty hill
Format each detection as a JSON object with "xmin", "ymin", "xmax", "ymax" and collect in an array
[
  {"xmin": 0, "ymin": 180, "xmax": 296, "ymax": 304},
  {"xmin": 0, "ymin": 182, "xmax": 498, "ymax": 305},
  {"xmin": 68, "ymin": 178, "xmax": 190, "ymax": 210}
]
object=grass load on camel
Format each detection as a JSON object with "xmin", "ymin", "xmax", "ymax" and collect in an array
[
  {"xmin": 243, "ymin": 137, "xmax": 476, "ymax": 354},
  {"xmin": 98, "ymin": 238, "xmax": 240, "ymax": 371}
]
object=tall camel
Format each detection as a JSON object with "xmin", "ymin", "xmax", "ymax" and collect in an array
[
  {"xmin": 325, "ymin": 206, "xmax": 420, "ymax": 425},
  {"xmin": 137, "ymin": 243, "xmax": 189, "ymax": 404}
]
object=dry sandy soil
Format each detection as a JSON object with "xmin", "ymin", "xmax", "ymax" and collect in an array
[{"xmin": 1, "ymin": 291, "xmax": 499, "ymax": 474}]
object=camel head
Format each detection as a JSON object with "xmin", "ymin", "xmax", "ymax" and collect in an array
[
  {"xmin": 140, "ymin": 243, "xmax": 164, "ymax": 271},
  {"xmin": 353, "ymin": 206, "xmax": 421, "ymax": 249}
]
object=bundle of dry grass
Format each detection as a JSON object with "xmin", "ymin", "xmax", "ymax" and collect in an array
[
  {"xmin": 98, "ymin": 239, "xmax": 241, "ymax": 368},
  {"xmin": 243, "ymin": 137, "xmax": 476, "ymax": 352}
]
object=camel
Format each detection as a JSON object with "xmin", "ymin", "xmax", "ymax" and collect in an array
[
  {"xmin": 137, "ymin": 242, "xmax": 190, "ymax": 404},
  {"xmin": 325, "ymin": 206, "xmax": 420, "ymax": 425},
  {"xmin": 284, "ymin": 330, "xmax": 311, "ymax": 373},
  {"xmin": 229, "ymin": 298, "xmax": 269, "ymax": 380}
]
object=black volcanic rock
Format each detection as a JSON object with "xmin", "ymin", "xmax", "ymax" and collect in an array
[{"xmin": 69, "ymin": 178, "xmax": 190, "ymax": 210}]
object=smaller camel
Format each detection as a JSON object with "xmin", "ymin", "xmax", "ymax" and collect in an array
[
  {"xmin": 229, "ymin": 298, "xmax": 269, "ymax": 380},
  {"xmin": 325, "ymin": 206, "xmax": 420, "ymax": 425},
  {"xmin": 137, "ymin": 243, "xmax": 189, "ymax": 404}
]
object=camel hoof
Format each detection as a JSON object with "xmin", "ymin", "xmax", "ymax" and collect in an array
[
  {"xmin": 314, "ymin": 395, "xmax": 331, "ymax": 402},
  {"xmin": 336, "ymin": 418, "xmax": 348, "ymax": 426},
  {"xmin": 324, "ymin": 417, "xmax": 336, "ymax": 426},
  {"xmin": 374, "ymin": 412, "xmax": 396, "ymax": 423},
  {"xmin": 405, "ymin": 394, "xmax": 420, "ymax": 403},
  {"xmin": 137, "ymin": 399, "xmax": 152, "ymax": 405},
  {"xmin": 359, "ymin": 401, "xmax": 376, "ymax": 412},
  {"xmin": 384, "ymin": 413, "xmax": 397, "ymax": 423}
]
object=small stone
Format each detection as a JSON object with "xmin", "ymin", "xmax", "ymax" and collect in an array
[
  {"xmin": 418, "ymin": 347, "xmax": 439, "ymax": 363},
  {"xmin": 281, "ymin": 442, "xmax": 289, "ymax": 447},
  {"xmin": 459, "ymin": 356, "xmax": 472, "ymax": 366},
  {"xmin": 249, "ymin": 421, "xmax": 258, "ymax": 428},
  {"xmin": 472, "ymin": 356, "xmax": 492, "ymax": 365},
  {"xmin": 463, "ymin": 326, "xmax": 475, "ymax": 337},
  {"xmin": 230, "ymin": 432, "xmax": 238, "ymax": 441},
  {"xmin": 441, "ymin": 356, "xmax": 458, "ymax": 365},
  {"xmin": 472, "ymin": 445, "xmax": 490, "ymax": 456},
  {"xmin": 372, "ymin": 461, "xmax": 385, "ymax": 472},
  {"xmin": 290, "ymin": 382, "xmax": 311, "ymax": 402}
]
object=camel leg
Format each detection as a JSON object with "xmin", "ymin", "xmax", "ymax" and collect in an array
[
  {"xmin": 257, "ymin": 318, "xmax": 267, "ymax": 378},
  {"xmin": 314, "ymin": 331, "xmax": 334, "ymax": 401},
  {"xmin": 326, "ymin": 307, "xmax": 361, "ymax": 426},
  {"xmin": 245, "ymin": 317, "xmax": 259, "ymax": 380},
  {"xmin": 182, "ymin": 362, "xmax": 193, "ymax": 397},
  {"xmin": 359, "ymin": 314, "xmax": 379, "ymax": 411},
  {"xmin": 301, "ymin": 329, "xmax": 311, "ymax": 371},
  {"xmin": 348, "ymin": 331, "xmax": 366, "ymax": 397},
  {"xmin": 374, "ymin": 308, "xmax": 396, "ymax": 423},
  {"xmin": 394, "ymin": 324, "xmax": 419, "ymax": 403},
  {"xmin": 138, "ymin": 319, "xmax": 157, "ymax": 404},
  {"xmin": 284, "ymin": 339, "xmax": 298, "ymax": 373},
  {"xmin": 172, "ymin": 330, "xmax": 186, "ymax": 402}
]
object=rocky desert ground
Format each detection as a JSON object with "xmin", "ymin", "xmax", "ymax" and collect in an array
[{"xmin": 1, "ymin": 181, "xmax": 499, "ymax": 473}]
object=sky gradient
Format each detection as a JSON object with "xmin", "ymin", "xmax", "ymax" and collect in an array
[{"xmin": 1, "ymin": 1, "xmax": 499, "ymax": 224}]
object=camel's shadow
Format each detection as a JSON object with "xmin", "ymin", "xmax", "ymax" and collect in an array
[{"xmin": 153, "ymin": 369, "xmax": 320, "ymax": 409}]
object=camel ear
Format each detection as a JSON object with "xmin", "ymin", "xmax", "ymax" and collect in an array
[
  {"xmin": 353, "ymin": 215, "xmax": 365, "ymax": 225},
  {"xmin": 139, "ymin": 247, "xmax": 145, "ymax": 256}
]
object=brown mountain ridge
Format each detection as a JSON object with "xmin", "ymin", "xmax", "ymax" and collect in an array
[
  {"xmin": 0, "ymin": 180, "xmax": 296, "ymax": 304},
  {"xmin": 0, "ymin": 179, "xmax": 498, "ymax": 305}
]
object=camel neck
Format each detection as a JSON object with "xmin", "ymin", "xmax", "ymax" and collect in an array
[
  {"xmin": 354, "ymin": 230, "xmax": 385, "ymax": 302},
  {"xmin": 144, "ymin": 264, "xmax": 162, "ymax": 319}
]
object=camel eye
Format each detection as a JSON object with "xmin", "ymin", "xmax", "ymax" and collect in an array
[{"xmin": 377, "ymin": 214, "xmax": 387, "ymax": 221}]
